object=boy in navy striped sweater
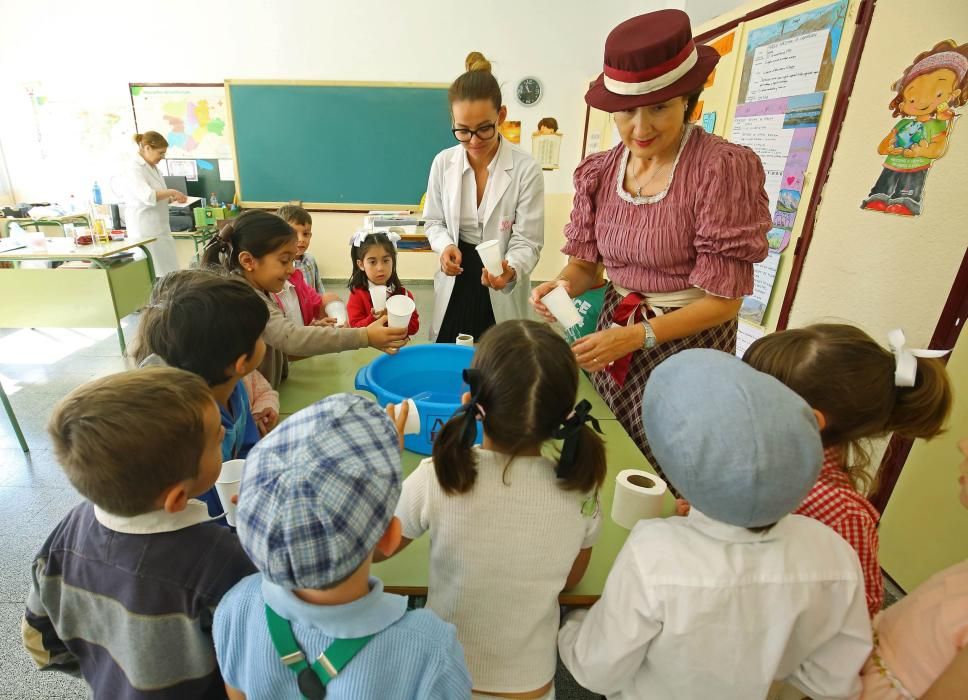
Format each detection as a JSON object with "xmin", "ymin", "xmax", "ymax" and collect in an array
[{"xmin": 22, "ymin": 368, "xmax": 256, "ymax": 699}]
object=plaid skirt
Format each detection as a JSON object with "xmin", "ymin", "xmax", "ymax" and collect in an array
[{"xmin": 591, "ymin": 285, "xmax": 738, "ymax": 486}]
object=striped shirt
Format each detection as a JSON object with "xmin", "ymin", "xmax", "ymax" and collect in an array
[
  {"xmin": 794, "ymin": 447, "xmax": 883, "ymax": 616},
  {"xmin": 562, "ymin": 125, "xmax": 770, "ymax": 299},
  {"xmin": 22, "ymin": 501, "xmax": 256, "ymax": 699},
  {"xmin": 293, "ymin": 253, "xmax": 323, "ymax": 295}
]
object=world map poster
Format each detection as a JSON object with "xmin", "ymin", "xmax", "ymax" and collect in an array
[{"xmin": 129, "ymin": 84, "xmax": 232, "ymax": 159}]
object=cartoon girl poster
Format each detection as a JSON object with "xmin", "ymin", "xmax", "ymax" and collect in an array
[{"xmin": 861, "ymin": 40, "xmax": 968, "ymax": 216}]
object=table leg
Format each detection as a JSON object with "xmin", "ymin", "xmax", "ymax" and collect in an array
[
  {"xmin": 89, "ymin": 259, "xmax": 127, "ymax": 354},
  {"xmin": 91, "ymin": 244, "xmax": 155, "ymax": 355},
  {"xmin": 0, "ymin": 381, "xmax": 28, "ymax": 453},
  {"xmin": 135, "ymin": 244, "xmax": 156, "ymax": 281}
]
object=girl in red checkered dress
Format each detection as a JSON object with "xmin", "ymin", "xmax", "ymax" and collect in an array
[{"xmin": 743, "ymin": 324, "xmax": 952, "ymax": 617}]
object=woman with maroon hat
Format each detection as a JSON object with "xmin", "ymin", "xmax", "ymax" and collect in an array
[{"xmin": 532, "ymin": 9, "xmax": 770, "ymax": 479}]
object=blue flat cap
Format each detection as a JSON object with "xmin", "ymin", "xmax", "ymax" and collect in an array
[{"xmin": 642, "ymin": 349, "xmax": 822, "ymax": 528}]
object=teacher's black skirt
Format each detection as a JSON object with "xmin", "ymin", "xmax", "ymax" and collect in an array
[{"xmin": 435, "ymin": 239, "xmax": 496, "ymax": 344}]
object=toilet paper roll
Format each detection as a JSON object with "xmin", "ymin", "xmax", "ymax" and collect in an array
[{"xmin": 611, "ymin": 469, "xmax": 667, "ymax": 529}]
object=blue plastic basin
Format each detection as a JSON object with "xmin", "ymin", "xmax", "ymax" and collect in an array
[{"xmin": 355, "ymin": 345, "xmax": 483, "ymax": 455}]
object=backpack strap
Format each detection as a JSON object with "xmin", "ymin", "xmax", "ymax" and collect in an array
[{"xmin": 265, "ymin": 604, "xmax": 375, "ymax": 699}]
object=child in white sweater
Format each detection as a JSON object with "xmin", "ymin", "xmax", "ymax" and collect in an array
[{"xmin": 381, "ymin": 320, "xmax": 607, "ymax": 699}]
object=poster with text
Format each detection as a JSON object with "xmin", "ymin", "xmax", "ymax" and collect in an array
[
  {"xmin": 730, "ymin": 92, "xmax": 825, "ymax": 252},
  {"xmin": 740, "ymin": 251, "xmax": 782, "ymax": 324},
  {"xmin": 736, "ymin": 0, "xmax": 848, "ymax": 105}
]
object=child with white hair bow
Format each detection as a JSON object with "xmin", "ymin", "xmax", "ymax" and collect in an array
[
  {"xmin": 346, "ymin": 230, "xmax": 420, "ymax": 336},
  {"xmin": 742, "ymin": 324, "xmax": 952, "ymax": 617}
]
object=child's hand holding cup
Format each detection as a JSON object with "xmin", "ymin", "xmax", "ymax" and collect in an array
[
  {"xmin": 215, "ymin": 460, "xmax": 245, "ymax": 526},
  {"xmin": 386, "ymin": 399, "xmax": 420, "ymax": 451},
  {"xmin": 323, "ymin": 299, "xmax": 348, "ymax": 327},
  {"xmin": 369, "ymin": 284, "xmax": 388, "ymax": 313}
]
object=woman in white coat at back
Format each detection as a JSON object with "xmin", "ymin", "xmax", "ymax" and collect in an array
[
  {"xmin": 122, "ymin": 131, "xmax": 185, "ymax": 277},
  {"xmin": 423, "ymin": 52, "xmax": 544, "ymax": 342}
]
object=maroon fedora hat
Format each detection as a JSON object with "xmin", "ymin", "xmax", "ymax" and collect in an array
[{"xmin": 586, "ymin": 9, "xmax": 719, "ymax": 113}]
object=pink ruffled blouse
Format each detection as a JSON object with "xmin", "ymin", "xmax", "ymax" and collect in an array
[
  {"xmin": 860, "ymin": 560, "xmax": 968, "ymax": 699},
  {"xmin": 562, "ymin": 125, "xmax": 770, "ymax": 299}
]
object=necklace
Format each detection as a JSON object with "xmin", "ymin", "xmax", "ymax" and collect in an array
[
  {"xmin": 632, "ymin": 158, "xmax": 668, "ymax": 197},
  {"xmin": 631, "ymin": 127, "xmax": 686, "ymax": 197}
]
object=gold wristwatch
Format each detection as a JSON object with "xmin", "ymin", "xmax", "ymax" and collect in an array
[{"xmin": 642, "ymin": 320, "xmax": 657, "ymax": 350}]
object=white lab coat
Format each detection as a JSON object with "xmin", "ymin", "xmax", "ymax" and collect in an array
[
  {"xmin": 121, "ymin": 154, "xmax": 179, "ymax": 276},
  {"xmin": 423, "ymin": 140, "xmax": 544, "ymax": 340},
  {"xmin": 557, "ymin": 509, "xmax": 872, "ymax": 700}
]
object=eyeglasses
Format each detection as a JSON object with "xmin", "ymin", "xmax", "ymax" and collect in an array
[{"xmin": 452, "ymin": 123, "xmax": 497, "ymax": 143}]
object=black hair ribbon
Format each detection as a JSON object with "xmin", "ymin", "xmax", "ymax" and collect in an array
[
  {"xmin": 553, "ymin": 399, "xmax": 602, "ymax": 479},
  {"xmin": 454, "ymin": 368, "xmax": 483, "ymax": 447}
]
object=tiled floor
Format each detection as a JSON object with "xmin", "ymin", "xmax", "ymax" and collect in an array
[
  {"xmin": 0, "ymin": 281, "xmax": 600, "ymax": 699},
  {"xmin": 0, "ymin": 323, "xmax": 127, "ymax": 697}
]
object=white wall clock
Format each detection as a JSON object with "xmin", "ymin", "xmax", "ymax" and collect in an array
[{"xmin": 515, "ymin": 77, "xmax": 543, "ymax": 107}]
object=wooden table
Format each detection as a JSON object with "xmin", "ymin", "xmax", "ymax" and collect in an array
[
  {"xmin": 278, "ymin": 348, "xmax": 673, "ymax": 604},
  {"xmin": 0, "ymin": 237, "xmax": 156, "ymax": 353}
]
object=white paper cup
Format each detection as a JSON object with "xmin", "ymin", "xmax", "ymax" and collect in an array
[
  {"xmin": 395, "ymin": 399, "xmax": 421, "ymax": 435},
  {"xmin": 456, "ymin": 333, "xmax": 474, "ymax": 346},
  {"xmin": 385, "ymin": 295, "xmax": 415, "ymax": 329},
  {"xmin": 475, "ymin": 240, "xmax": 504, "ymax": 277},
  {"xmin": 324, "ymin": 300, "xmax": 348, "ymax": 326},
  {"xmin": 369, "ymin": 284, "xmax": 388, "ymax": 312},
  {"xmin": 215, "ymin": 459, "xmax": 245, "ymax": 526},
  {"xmin": 540, "ymin": 285, "xmax": 582, "ymax": 330}
]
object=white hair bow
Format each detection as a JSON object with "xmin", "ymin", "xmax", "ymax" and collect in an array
[
  {"xmin": 887, "ymin": 329, "xmax": 949, "ymax": 387},
  {"xmin": 350, "ymin": 229, "xmax": 401, "ymax": 247}
]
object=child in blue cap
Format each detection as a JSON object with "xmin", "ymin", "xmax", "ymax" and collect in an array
[
  {"xmin": 558, "ymin": 349, "xmax": 873, "ymax": 700},
  {"xmin": 213, "ymin": 393, "xmax": 471, "ymax": 699}
]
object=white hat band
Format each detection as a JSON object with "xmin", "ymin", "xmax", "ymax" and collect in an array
[{"xmin": 603, "ymin": 47, "xmax": 699, "ymax": 96}]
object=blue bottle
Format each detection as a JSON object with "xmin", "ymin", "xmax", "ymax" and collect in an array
[{"xmin": 92, "ymin": 181, "xmax": 102, "ymax": 205}]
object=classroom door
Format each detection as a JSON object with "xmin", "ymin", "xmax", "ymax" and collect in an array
[{"xmin": 878, "ymin": 331, "xmax": 968, "ymax": 591}]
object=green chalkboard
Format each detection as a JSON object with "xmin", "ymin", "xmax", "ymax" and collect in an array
[{"xmin": 227, "ymin": 82, "xmax": 455, "ymax": 208}]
